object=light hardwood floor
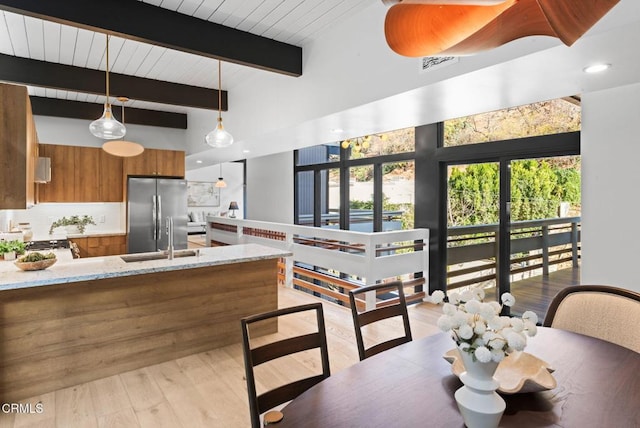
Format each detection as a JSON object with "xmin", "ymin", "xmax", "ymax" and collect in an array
[{"xmin": 0, "ymin": 285, "xmax": 442, "ymax": 428}]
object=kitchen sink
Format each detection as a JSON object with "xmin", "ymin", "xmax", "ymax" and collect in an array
[{"xmin": 120, "ymin": 250, "xmax": 197, "ymax": 263}]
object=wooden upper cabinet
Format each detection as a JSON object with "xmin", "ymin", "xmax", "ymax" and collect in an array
[
  {"xmin": 123, "ymin": 149, "xmax": 158, "ymax": 176},
  {"xmin": 0, "ymin": 83, "xmax": 38, "ymax": 209},
  {"xmin": 38, "ymin": 144, "xmax": 76, "ymax": 203},
  {"xmin": 38, "ymin": 145, "xmax": 181, "ymax": 203},
  {"xmin": 74, "ymin": 146, "xmax": 101, "ymax": 202},
  {"xmin": 100, "ymin": 151, "xmax": 124, "ymax": 202},
  {"xmin": 123, "ymin": 148, "xmax": 185, "ymax": 178},
  {"xmin": 156, "ymin": 149, "xmax": 185, "ymax": 177},
  {"xmin": 38, "ymin": 145, "xmax": 124, "ymax": 203}
]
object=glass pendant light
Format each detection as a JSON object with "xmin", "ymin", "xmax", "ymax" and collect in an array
[
  {"xmin": 205, "ymin": 60, "xmax": 234, "ymax": 148},
  {"xmin": 102, "ymin": 97, "xmax": 144, "ymax": 157},
  {"xmin": 90, "ymin": 34, "xmax": 126, "ymax": 140}
]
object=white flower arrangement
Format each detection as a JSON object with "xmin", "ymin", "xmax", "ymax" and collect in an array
[{"xmin": 430, "ymin": 288, "xmax": 538, "ymax": 363}]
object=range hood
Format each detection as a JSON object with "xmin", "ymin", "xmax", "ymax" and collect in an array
[{"xmin": 35, "ymin": 157, "xmax": 51, "ymax": 183}]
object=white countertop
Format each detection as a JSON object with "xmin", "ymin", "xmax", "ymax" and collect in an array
[{"xmin": 0, "ymin": 244, "xmax": 291, "ymax": 292}]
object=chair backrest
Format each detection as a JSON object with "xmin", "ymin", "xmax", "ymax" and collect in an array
[
  {"xmin": 543, "ymin": 285, "xmax": 640, "ymax": 353},
  {"xmin": 349, "ymin": 281, "xmax": 413, "ymax": 361},
  {"xmin": 241, "ymin": 303, "xmax": 331, "ymax": 428}
]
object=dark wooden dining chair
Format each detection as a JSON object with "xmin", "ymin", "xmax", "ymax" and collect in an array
[
  {"xmin": 241, "ymin": 303, "xmax": 331, "ymax": 428},
  {"xmin": 543, "ymin": 285, "xmax": 640, "ymax": 353},
  {"xmin": 349, "ymin": 281, "xmax": 413, "ymax": 361}
]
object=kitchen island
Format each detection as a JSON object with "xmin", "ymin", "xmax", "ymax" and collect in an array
[{"xmin": 0, "ymin": 244, "xmax": 290, "ymax": 402}]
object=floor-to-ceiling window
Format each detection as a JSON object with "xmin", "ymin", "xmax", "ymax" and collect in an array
[
  {"xmin": 295, "ymin": 99, "xmax": 581, "ymax": 306},
  {"xmin": 294, "ymin": 128, "xmax": 415, "ymax": 232},
  {"xmin": 433, "ymin": 98, "xmax": 581, "ymax": 311}
]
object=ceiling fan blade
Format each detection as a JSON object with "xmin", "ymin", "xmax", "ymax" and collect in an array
[
  {"xmin": 536, "ymin": 0, "xmax": 621, "ymax": 46},
  {"xmin": 382, "ymin": 0, "xmax": 510, "ymax": 5},
  {"xmin": 384, "ymin": 0, "xmax": 621, "ymax": 57},
  {"xmin": 384, "ymin": 2, "xmax": 516, "ymax": 56}
]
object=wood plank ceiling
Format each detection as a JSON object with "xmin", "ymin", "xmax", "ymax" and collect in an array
[{"xmin": 0, "ymin": 0, "xmax": 373, "ymax": 127}]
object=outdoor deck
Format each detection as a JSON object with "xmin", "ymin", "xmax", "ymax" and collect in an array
[{"xmin": 485, "ymin": 266, "xmax": 581, "ymax": 321}]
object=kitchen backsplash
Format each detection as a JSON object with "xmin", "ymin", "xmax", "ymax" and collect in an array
[{"xmin": 0, "ymin": 203, "xmax": 125, "ymax": 239}]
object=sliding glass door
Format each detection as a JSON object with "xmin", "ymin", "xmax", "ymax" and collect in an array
[
  {"xmin": 508, "ymin": 156, "xmax": 581, "ymax": 316},
  {"xmin": 446, "ymin": 162, "xmax": 500, "ymax": 299}
]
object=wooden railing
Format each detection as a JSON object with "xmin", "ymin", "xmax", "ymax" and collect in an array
[
  {"xmin": 207, "ymin": 217, "xmax": 429, "ymax": 310},
  {"xmin": 447, "ymin": 217, "xmax": 580, "ymax": 290}
]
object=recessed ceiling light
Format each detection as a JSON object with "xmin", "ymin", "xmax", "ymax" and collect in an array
[
  {"xmin": 331, "ymin": 128, "xmax": 344, "ymax": 134},
  {"xmin": 196, "ymin": 160, "xmax": 203, "ymax": 164},
  {"xmin": 583, "ymin": 63, "xmax": 611, "ymax": 73},
  {"xmin": 243, "ymin": 149, "xmax": 251, "ymax": 153}
]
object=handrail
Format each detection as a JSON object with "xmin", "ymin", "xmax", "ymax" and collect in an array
[
  {"xmin": 448, "ymin": 216, "xmax": 581, "ymax": 235},
  {"xmin": 447, "ymin": 217, "xmax": 580, "ymax": 289},
  {"xmin": 207, "ymin": 217, "xmax": 429, "ymax": 310}
]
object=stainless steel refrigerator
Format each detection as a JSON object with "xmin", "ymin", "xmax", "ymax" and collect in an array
[{"xmin": 127, "ymin": 177, "xmax": 188, "ymax": 253}]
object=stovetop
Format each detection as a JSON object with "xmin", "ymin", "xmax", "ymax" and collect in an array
[{"xmin": 26, "ymin": 239, "xmax": 70, "ymax": 251}]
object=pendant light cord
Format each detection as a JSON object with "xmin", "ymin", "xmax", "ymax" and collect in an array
[
  {"xmin": 105, "ymin": 34, "xmax": 110, "ymax": 106},
  {"xmin": 218, "ymin": 60, "xmax": 222, "ymax": 122}
]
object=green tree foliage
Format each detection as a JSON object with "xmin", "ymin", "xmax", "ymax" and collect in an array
[
  {"xmin": 448, "ymin": 164, "xmax": 499, "ymax": 226},
  {"xmin": 350, "ymin": 194, "xmax": 414, "ymax": 230},
  {"xmin": 554, "ymin": 166, "xmax": 581, "ymax": 203},
  {"xmin": 511, "ymin": 160, "xmax": 558, "ymax": 221},
  {"xmin": 448, "ymin": 159, "xmax": 581, "ymax": 226}
]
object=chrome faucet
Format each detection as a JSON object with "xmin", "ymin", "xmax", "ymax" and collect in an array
[{"xmin": 166, "ymin": 216, "xmax": 174, "ymax": 260}]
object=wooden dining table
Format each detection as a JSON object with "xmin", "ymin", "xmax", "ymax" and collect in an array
[{"xmin": 277, "ymin": 328, "xmax": 640, "ymax": 427}]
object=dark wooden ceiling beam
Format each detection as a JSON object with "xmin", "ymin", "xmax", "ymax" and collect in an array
[
  {"xmin": 0, "ymin": 53, "xmax": 226, "ymax": 110},
  {"xmin": 30, "ymin": 97, "xmax": 188, "ymax": 129},
  {"xmin": 0, "ymin": 0, "xmax": 302, "ymax": 77}
]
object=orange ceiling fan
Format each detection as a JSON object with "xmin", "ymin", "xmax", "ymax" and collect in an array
[{"xmin": 383, "ymin": 0, "xmax": 621, "ymax": 57}]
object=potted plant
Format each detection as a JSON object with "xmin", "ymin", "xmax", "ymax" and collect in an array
[
  {"xmin": 49, "ymin": 215, "xmax": 96, "ymax": 235},
  {"xmin": 0, "ymin": 240, "xmax": 27, "ymax": 260}
]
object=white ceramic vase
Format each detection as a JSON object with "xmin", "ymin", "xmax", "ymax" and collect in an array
[{"xmin": 454, "ymin": 349, "xmax": 506, "ymax": 428}]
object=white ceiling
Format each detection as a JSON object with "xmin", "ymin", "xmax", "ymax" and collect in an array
[
  {"xmin": 0, "ymin": 0, "xmax": 374, "ymax": 112},
  {"xmin": 1, "ymin": 0, "xmax": 639, "ymax": 170}
]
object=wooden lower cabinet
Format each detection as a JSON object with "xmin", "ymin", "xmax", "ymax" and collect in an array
[{"xmin": 70, "ymin": 235, "xmax": 126, "ymax": 258}]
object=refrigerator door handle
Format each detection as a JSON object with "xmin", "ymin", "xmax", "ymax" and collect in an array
[
  {"xmin": 152, "ymin": 195, "xmax": 157, "ymax": 241},
  {"xmin": 157, "ymin": 195, "xmax": 162, "ymax": 241}
]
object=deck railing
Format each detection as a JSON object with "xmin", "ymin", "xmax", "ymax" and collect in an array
[
  {"xmin": 447, "ymin": 217, "xmax": 580, "ymax": 289},
  {"xmin": 206, "ymin": 217, "xmax": 429, "ymax": 310}
]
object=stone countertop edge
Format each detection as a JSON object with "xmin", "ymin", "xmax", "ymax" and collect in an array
[{"xmin": 0, "ymin": 244, "xmax": 291, "ymax": 292}]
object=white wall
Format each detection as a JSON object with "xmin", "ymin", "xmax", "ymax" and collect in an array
[
  {"xmin": 2, "ymin": 203, "xmax": 124, "ymax": 240},
  {"xmin": 186, "ymin": 162, "xmax": 244, "ymax": 218},
  {"xmin": 581, "ymin": 82, "xmax": 640, "ymax": 293},
  {"xmin": 246, "ymin": 152, "xmax": 293, "ymax": 223}
]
